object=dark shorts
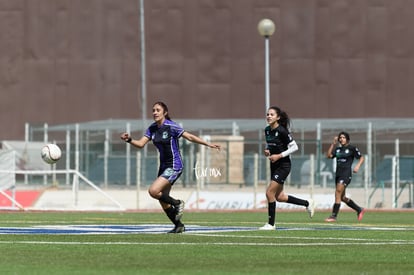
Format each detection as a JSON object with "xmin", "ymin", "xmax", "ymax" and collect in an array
[
  {"xmin": 270, "ymin": 161, "xmax": 291, "ymax": 184},
  {"xmin": 159, "ymin": 167, "xmax": 183, "ymax": 185},
  {"xmin": 335, "ymin": 176, "xmax": 352, "ymax": 187}
]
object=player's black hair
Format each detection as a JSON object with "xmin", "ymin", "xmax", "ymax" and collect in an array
[
  {"xmin": 153, "ymin": 101, "xmax": 171, "ymax": 120},
  {"xmin": 338, "ymin": 131, "xmax": 350, "ymax": 142},
  {"xmin": 269, "ymin": 106, "xmax": 291, "ymax": 129}
]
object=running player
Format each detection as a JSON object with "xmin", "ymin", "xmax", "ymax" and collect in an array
[
  {"xmin": 325, "ymin": 131, "xmax": 365, "ymax": 222},
  {"xmin": 259, "ymin": 106, "xmax": 315, "ymax": 230},
  {"xmin": 121, "ymin": 101, "xmax": 221, "ymax": 233}
]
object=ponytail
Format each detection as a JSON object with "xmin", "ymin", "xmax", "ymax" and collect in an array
[{"xmin": 269, "ymin": 106, "xmax": 291, "ymax": 129}]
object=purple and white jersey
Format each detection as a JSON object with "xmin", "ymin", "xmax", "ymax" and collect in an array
[{"xmin": 145, "ymin": 119, "xmax": 185, "ymax": 171}]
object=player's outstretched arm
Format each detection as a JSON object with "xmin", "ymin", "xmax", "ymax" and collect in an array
[
  {"xmin": 120, "ymin": 132, "xmax": 150, "ymax": 148},
  {"xmin": 181, "ymin": 131, "xmax": 221, "ymax": 150}
]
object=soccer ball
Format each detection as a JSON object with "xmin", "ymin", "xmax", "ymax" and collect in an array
[{"xmin": 41, "ymin": 144, "xmax": 62, "ymax": 164}]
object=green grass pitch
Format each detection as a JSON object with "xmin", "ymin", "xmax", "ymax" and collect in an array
[{"xmin": 0, "ymin": 210, "xmax": 412, "ymax": 274}]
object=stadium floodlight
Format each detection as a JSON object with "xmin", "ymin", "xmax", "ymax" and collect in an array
[{"xmin": 257, "ymin": 18, "xmax": 275, "ymax": 112}]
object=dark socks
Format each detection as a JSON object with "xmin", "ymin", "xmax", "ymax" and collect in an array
[
  {"xmin": 287, "ymin": 195, "xmax": 309, "ymax": 207},
  {"xmin": 159, "ymin": 193, "xmax": 180, "ymax": 206},
  {"xmin": 346, "ymin": 199, "xmax": 362, "ymax": 213},
  {"xmin": 164, "ymin": 206, "xmax": 183, "ymax": 226},
  {"xmin": 331, "ymin": 203, "xmax": 341, "ymax": 217},
  {"xmin": 267, "ymin": 202, "xmax": 276, "ymax": 226}
]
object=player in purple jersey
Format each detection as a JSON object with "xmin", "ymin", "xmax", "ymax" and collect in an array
[
  {"xmin": 121, "ymin": 101, "xmax": 221, "ymax": 233},
  {"xmin": 259, "ymin": 106, "xmax": 315, "ymax": 230},
  {"xmin": 325, "ymin": 132, "xmax": 365, "ymax": 222}
]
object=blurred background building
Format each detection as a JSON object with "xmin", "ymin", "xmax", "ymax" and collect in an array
[{"xmin": 1, "ymin": 1, "xmax": 414, "ymax": 140}]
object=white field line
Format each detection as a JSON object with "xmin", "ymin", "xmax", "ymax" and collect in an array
[
  {"xmin": 0, "ymin": 240, "xmax": 413, "ymax": 246},
  {"xmin": 185, "ymin": 233, "xmax": 413, "ymax": 243}
]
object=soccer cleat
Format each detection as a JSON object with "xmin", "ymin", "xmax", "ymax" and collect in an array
[
  {"xmin": 175, "ymin": 200, "xmax": 185, "ymax": 221},
  {"xmin": 358, "ymin": 208, "xmax": 366, "ymax": 221},
  {"xmin": 167, "ymin": 225, "xmax": 185, "ymax": 234},
  {"xmin": 259, "ymin": 223, "xmax": 276, "ymax": 230},
  {"xmin": 325, "ymin": 216, "xmax": 337, "ymax": 222},
  {"xmin": 306, "ymin": 198, "xmax": 316, "ymax": 218}
]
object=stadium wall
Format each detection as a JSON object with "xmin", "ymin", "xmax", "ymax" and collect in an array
[
  {"xmin": 1, "ymin": 1, "xmax": 414, "ymax": 140},
  {"xmin": 1, "ymin": 186, "xmax": 411, "ymax": 210}
]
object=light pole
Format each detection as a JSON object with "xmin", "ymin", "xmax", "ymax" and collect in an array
[{"xmin": 257, "ymin": 19, "xmax": 275, "ymax": 112}]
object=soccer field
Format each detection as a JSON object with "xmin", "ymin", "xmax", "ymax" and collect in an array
[{"xmin": 0, "ymin": 210, "xmax": 412, "ymax": 274}]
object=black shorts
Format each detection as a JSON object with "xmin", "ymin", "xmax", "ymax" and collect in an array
[
  {"xmin": 270, "ymin": 161, "xmax": 291, "ymax": 184},
  {"xmin": 335, "ymin": 175, "xmax": 352, "ymax": 186}
]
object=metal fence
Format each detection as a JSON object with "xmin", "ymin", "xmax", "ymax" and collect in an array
[{"xmin": 9, "ymin": 118, "xmax": 414, "ymax": 209}]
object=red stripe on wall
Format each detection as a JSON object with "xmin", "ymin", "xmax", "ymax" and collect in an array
[{"xmin": 0, "ymin": 191, "xmax": 42, "ymax": 207}]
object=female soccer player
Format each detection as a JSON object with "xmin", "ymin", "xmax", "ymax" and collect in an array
[
  {"xmin": 259, "ymin": 106, "xmax": 315, "ymax": 230},
  {"xmin": 325, "ymin": 132, "xmax": 365, "ymax": 222},
  {"xmin": 121, "ymin": 101, "xmax": 221, "ymax": 233}
]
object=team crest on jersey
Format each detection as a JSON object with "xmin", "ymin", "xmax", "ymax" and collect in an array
[
  {"xmin": 275, "ymin": 132, "xmax": 278, "ymax": 136},
  {"xmin": 345, "ymin": 149, "xmax": 349, "ymax": 154},
  {"xmin": 162, "ymin": 131, "xmax": 169, "ymax": 139}
]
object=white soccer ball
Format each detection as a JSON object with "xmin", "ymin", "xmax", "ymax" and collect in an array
[{"xmin": 41, "ymin": 144, "xmax": 62, "ymax": 164}]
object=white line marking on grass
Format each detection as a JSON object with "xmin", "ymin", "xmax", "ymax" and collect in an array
[
  {"xmin": 187, "ymin": 233, "xmax": 414, "ymax": 244},
  {"xmin": 0, "ymin": 224, "xmax": 258, "ymax": 235},
  {"xmin": 0, "ymin": 240, "xmax": 413, "ymax": 246}
]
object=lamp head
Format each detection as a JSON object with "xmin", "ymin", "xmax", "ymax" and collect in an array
[{"xmin": 258, "ymin": 18, "xmax": 275, "ymax": 37}]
